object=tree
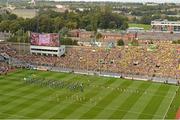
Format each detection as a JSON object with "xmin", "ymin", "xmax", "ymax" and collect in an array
[
  {"xmin": 109, "ymin": 21, "xmax": 116, "ymax": 29},
  {"xmin": 9, "ymin": 21, "xmax": 21, "ymax": 33},
  {"xmin": 8, "ymin": 29, "xmax": 28, "ymax": 43},
  {"xmin": 0, "ymin": 20, "xmax": 11, "ymax": 32},
  {"xmin": 98, "ymin": 11, "xmax": 128, "ymax": 29},
  {"xmin": 91, "ymin": 13, "xmax": 98, "ymax": 36},
  {"xmin": 0, "ymin": 7, "xmax": 129, "ymax": 42},
  {"xmin": 172, "ymin": 40, "xmax": 180, "ymax": 44},
  {"xmin": 0, "ymin": 15, "xmax": 2, "ymax": 22},
  {"xmin": 66, "ymin": 21, "xmax": 77, "ymax": 30},
  {"xmin": 117, "ymin": 39, "xmax": 125, "ymax": 46},
  {"xmin": 85, "ymin": 25, "xmax": 92, "ymax": 31},
  {"xmin": 140, "ymin": 16, "xmax": 152, "ymax": 24},
  {"xmin": 60, "ymin": 37, "xmax": 78, "ymax": 45},
  {"xmin": 96, "ymin": 32, "xmax": 102, "ymax": 41},
  {"xmin": 39, "ymin": 14, "xmax": 53, "ymax": 33},
  {"xmin": 121, "ymin": 22, "xmax": 129, "ymax": 30},
  {"xmin": 59, "ymin": 27, "xmax": 69, "ymax": 37},
  {"xmin": 130, "ymin": 39, "xmax": 139, "ymax": 46},
  {"xmin": 53, "ymin": 17, "xmax": 65, "ymax": 32},
  {"xmin": 9, "ymin": 14, "xmax": 17, "ymax": 20}
]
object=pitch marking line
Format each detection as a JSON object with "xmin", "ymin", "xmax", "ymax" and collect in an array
[
  {"xmin": 0, "ymin": 111, "xmax": 32, "ymax": 119},
  {"xmin": 163, "ymin": 87, "xmax": 179, "ymax": 119}
]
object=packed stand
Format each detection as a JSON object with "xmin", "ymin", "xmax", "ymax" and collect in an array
[{"xmin": 0, "ymin": 43, "xmax": 180, "ymax": 79}]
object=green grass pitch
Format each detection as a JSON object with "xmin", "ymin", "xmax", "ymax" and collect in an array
[
  {"xmin": 129, "ymin": 23, "xmax": 151, "ymax": 30},
  {"xmin": 0, "ymin": 69, "xmax": 179, "ymax": 119}
]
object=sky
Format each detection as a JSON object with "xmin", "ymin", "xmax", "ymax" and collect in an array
[{"xmin": 50, "ymin": 0, "xmax": 180, "ymax": 3}]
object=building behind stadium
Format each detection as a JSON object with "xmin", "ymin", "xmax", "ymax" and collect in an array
[{"xmin": 151, "ymin": 20, "xmax": 180, "ymax": 32}]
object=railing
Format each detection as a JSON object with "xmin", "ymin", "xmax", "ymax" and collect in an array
[{"xmin": 8, "ymin": 59, "xmax": 179, "ymax": 85}]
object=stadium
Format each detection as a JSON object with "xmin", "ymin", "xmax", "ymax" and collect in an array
[{"xmin": 0, "ymin": 30, "xmax": 180, "ymax": 119}]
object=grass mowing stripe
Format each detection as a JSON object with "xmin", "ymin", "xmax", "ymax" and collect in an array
[
  {"xmin": 0, "ymin": 82, "xmax": 24, "ymax": 94},
  {"xmin": 0, "ymin": 111, "xmax": 29, "ymax": 119},
  {"xmin": 82, "ymin": 80, "xmax": 143, "ymax": 119},
  {"xmin": 0, "ymin": 71, "xmax": 69, "ymax": 101},
  {"xmin": 10, "ymin": 89, "xmax": 70, "ymax": 117},
  {"xmin": 0, "ymin": 85, "xmax": 45, "ymax": 107},
  {"xmin": 153, "ymin": 86, "xmax": 178, "ymax": 119},
  {"xmin": 0, "ymin": 113, "xmax": 11, "ymax": 118},
  {"xmin": 0, "ymin": 70, "xmax": 57, "ymax": 114},
  {"xmin": 0, "ymin": 88, "xmax": 52, "ymax": 119},
  {"xmin": 0, "ymin": 70, "xmax": 34, "ymax": 89},
  {"xmin": 36, "ymin": 78, "xmax": 106, "ymax": 118},
  {"xmin": 19, "ymin": 74, "xmax": 100, "ymax": 118},
  {"xmin": 137, "ymin": 84, "xmax": 170, "ymax": 119},
  {"xmin": 23, "ymin": 78, "xmax": 84, "ymax": 117},
  {"xmin": 0, "ymin": 87, "xmax": 43, "ymax": 118},
  {"xmin": 0, "ymin": 85, "xmax": 40, "ymax": 106},
  {"xmin": 0, "ymin": 87, "xmax": 52, "ymax": 103},
  {"xmin": 15, "ymin": 76, "xmax": 104, "ymax": 118},
  {"xmin": 80, "ymin": 80, "xmax": 133, "ymax": 119},
  {"xmin": 121, "ymin": 83, "xmax": 162, "ymax": 119},
  {"xmin": 0, "ymin": 70, "xmax": 54, "ymax": 96},
  {"xmin": 4, "ymin": 69, "xmax": 30, "ymax": 77},
  {"xmin": 60, "ymin": 80, "xmax": 122, "ymax": 118},
  {"xmin": 12, "ymin": 89, "xmax": 58, "ymax": 118},
  {"xmin": 49, "ymin": 78, "xmax": 117, "ymax": 119},
  {"xmin": 1, "ymin": 69, "xmax": 179, "ymax": 119},
  {"xmin": 24, "ymin": 91, "xmax": 78, "ymax": 118},
  {"xmin": 4, "ymin": 73, "xmax": 81, "ymax": 118},
  {"xmin": 0, "ymin": 80, "xmax": 20, "ymax": 86},
  {"xmin": 2, "ymin": 70, "xmax": 33, "ymax": 79},
  {"xmin": 0, "ymin": 75, "xmax": 64, "ymax": 96},
  {"xmin": 109, "ymin": 82, "xmax": 151, "ymax": 119},
  {"xmin": 166, "ymin": 86, "xmax": 180, "ymax": 119},
  {"xmin": 0, "ymin": 83, "xmax": 68, "ymax": 103}
]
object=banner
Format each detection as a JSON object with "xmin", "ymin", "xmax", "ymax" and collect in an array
[{"xmin": 30, "ymin": 32, "xmax": 60, "ymax": 47}]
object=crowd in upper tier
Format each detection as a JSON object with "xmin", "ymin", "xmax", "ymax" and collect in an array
[{"xmin": 1, "ymin": 43, "xmax": 179, "ymax": 79}]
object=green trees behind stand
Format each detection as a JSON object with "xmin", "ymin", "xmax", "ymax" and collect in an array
[
  {"xmin": 172, "ymin": 40, "xmax": 180, "ymax": 44},
  {"xmin": 60, "ymin": 37, "xmax": 78, "ymax": 45},
  {"xmin": 117, "ymin": 39, "xmax": 125, "ymax": 46}
]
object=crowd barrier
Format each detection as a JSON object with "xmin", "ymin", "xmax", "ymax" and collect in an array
[{"xmin": 7, "ymin": 55, "xmax": 180, "ymax": 85}]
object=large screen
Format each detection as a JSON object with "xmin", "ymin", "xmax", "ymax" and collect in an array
[{"xmin": 30, "ymin": 32, "xmax": 60, "ymax": 47}]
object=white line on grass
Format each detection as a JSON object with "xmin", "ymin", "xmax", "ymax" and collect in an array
[
  {"xmin": 163, "ymin": 87, "xmax": 179, "ymax": 119},
  {"xmin": 0, "ymin": 88, "xmax": 171, "ymax": 118},
  {"xmin": 0, "ymin": 89, "xmax": 165, "ymax": 118},
  {"xmin": 0, "ymin": 111, "xmax": 32, "ymax": 119}
]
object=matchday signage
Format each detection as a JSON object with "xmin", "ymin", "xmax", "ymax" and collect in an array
[{"xmin": 30, "ymin": 32, "xmax": 60, "ymax": 47}]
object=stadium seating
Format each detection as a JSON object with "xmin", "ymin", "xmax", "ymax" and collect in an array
[{"xmin": 0, "ymin": 43, "xmax": 180, "ymax": 80}]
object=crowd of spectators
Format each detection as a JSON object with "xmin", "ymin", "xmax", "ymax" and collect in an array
[
  {"xmin": 0, "ymin": 62, "xmax": 10, "ymax": 75},
  {"xmin": 0, "ymin": 43, "xmax": 180, "ymax": 79},
  {"xmin": 0, "ymin": 44, "xmax": 16, "ymax": 74},
  {"xmin": 0, "ymin": 44, "xmax": 16, "ymax": 55}
]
